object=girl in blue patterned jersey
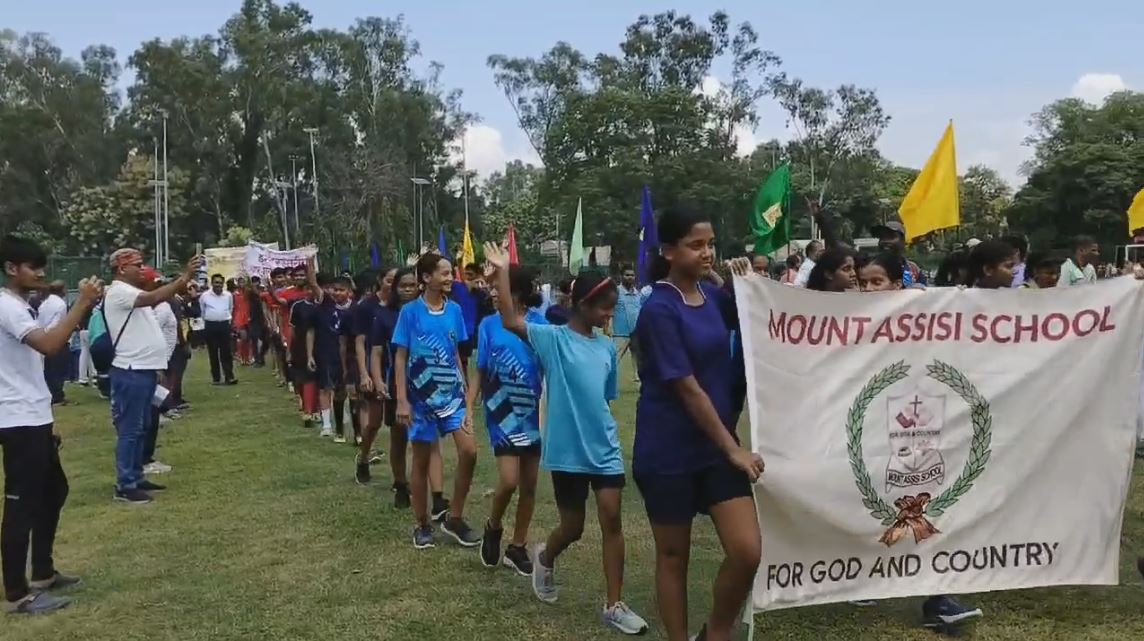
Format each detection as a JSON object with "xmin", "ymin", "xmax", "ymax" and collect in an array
[
  {"xmin": 393, "ymin": 253, "xmax": 480, "ymax": 550},
  {"xmin": 465, "ymin": 264, "xmax": 545, "ymax": 575}
]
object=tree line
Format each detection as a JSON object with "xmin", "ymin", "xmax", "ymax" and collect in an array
[{"xmin": 1, "ymin": 0, "xmax": 1141, "ymax": 269}]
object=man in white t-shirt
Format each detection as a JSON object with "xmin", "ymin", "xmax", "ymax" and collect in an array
[
  {"xmin": 36, "ymin": 281, "xmax": 69, "ymax": 405},
  {"xmin": 0, "ymin": 235, "xmax": 102, "ymax": 615},
  {"xmin": 792, "ymin": 240, "xmax": 824, "ymax": 288},
  {"xmin": 104, "ymin": 248, "xmax": 202, "ymax": 505}
]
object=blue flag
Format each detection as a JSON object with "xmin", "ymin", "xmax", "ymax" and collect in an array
[
  {"xmin": 638, "ymin": 185, "xmax": 659, "ymax": 285},
  {"xmin": 438, "ymin": 227, "xmax": 447, "ymax": 256},
  {"xmin": 370, "ymin": 242, "xmax": 381, "ymax": 268}
]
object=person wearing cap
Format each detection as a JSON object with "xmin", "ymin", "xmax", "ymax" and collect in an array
[
  {"xmin": 871, "ymin": 221, "xmax": 925, "ymax": 287},
  {"xmin": 104, "ymin": 248, "xmax": 202, "ymax": 505}
]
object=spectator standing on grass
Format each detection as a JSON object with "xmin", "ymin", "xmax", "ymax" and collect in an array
[
  {"xmin": 199, "ymin": 274, "xmax": 238, "ymax": 385},
  {"xmin": 36, "ymin": 281, "xmax": 69, "ymax": 405},
  {"xmin": 0, "ymin": 235, "xmax": 101, "ymax": 614},
  {"xmin": 612, "ymin": 267, "xmax": 642, "ymax": 382},
  {"xmin": 104, "ymin": 248, "xmax": 202, "ymax": 505},
  {"xmin": 139, "ymin": 268, "xmax": 178, "ymax": 477}
]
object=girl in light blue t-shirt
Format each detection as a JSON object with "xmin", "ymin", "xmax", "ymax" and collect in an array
[{"xmin": 485, "ymin": 242, "xmax": 649, "ymax": 636}]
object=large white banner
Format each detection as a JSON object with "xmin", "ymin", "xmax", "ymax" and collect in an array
[
  {"xmin": 241, "ymin": 244, "xmax": 318, "ymax": 281},
  {"xmin": 736, "ymin": 277, "xmax": 1144, "ymax": 611}
]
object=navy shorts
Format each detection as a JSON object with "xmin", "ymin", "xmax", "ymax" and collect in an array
[
  {"xmin": 635, "ymin": 460, "xmax": 753, "ymax": 525},
  {"xmin": 315, "ymin": 355, "xmax": 343, "ymax": 390},
  {"xmin": 551, "ymin": 471, "xmax": 625, "ymax": 511}
]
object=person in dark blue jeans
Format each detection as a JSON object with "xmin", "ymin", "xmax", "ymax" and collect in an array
[{"xmin": 103, "ymin": 249, "xmax": 203, "ymax": 504}]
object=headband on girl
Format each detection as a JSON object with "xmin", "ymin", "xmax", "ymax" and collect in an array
[{"xmin": 573, "ymin": 277, "xmax": 613, "ymax": 303}]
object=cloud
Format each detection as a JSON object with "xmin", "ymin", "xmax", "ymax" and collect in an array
[
  {"xmin": 452, "ymin": 124, "xmax": 541, "ymax": 180},
  {"xmin": 1070, "ymin": 73, "xmax": 1128, "ymax": 105}
]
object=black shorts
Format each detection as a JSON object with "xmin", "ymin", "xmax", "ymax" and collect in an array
[
  {"xmin": 459, "ymin": 337, "xmax": 475, "ymax": 360},
  {"xmin": 494, "ymin": 441, "xmax": 541, "ymax": 458},
  {"xmin": 635, "ymin": 460, "xmax": 753, "ymax": 525},
  {"xmin": 551, "ymin": 471, "xmax": 625, "ymax": 511},
  {"xmin": 291, "ymin": 365, "xmax": 316, "ymax": 386}
]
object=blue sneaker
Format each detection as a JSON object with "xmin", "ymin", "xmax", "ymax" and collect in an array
[
  {"xmin": 922, "ymin": 595, "xmax": 982, "ymax": 629},
  {"xmin": 412, "ymin": 525, "xmax": 435, "ymax": 550},
  {"xmin": 4, "ymin": 592, "xmax": 72, "ymax": 615}
]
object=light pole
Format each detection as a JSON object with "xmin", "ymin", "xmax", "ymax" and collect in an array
[
  {"xmin": 303, "ymin": 127, "xmax": 320, "ymax": 222},
  {"xmin": 411, "ymin": 177, "xmax": 431, "ymax": 251},
  {"xmin": 290, "ymin": 155, "xmax": 301, "ymax": 238},
  {"xmin": 147, "ymin": 138, "xmax": 167, "ymax": 266},
  {"xmin": 161, "ymin": 111, "xmax": 170, "ymax": 266},
  {"xmin": 272, "ymin": 177, "xmax": 293, "ymax": 250}
]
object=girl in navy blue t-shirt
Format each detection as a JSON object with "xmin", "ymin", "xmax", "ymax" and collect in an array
[{"xmin": 633, "ymin": 206, "xmax": 764, "ymax": 641}]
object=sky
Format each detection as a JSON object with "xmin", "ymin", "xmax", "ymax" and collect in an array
[{"xmin": 7, "ymin": 0, "xmax": 1143, "ymax": 188}]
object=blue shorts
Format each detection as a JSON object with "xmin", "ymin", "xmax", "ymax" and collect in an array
[{"xmin": 408, "ymin": 408, "xmax": 466, "ymax": 443}]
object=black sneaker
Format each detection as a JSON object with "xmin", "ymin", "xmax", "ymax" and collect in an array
[
  {"xmin": 480, "ymin": 524, "xmax": 503, "ymax": 568},
  {"xmin": 113, "ymin": 488, "xmax": 153, "ymax": 504},
  {"xmin": 431, "ymin": 497, "xmax": 451, "ymax": 522},
  {"xmin": 355, "ymin": 462, "xmax": 371, "ymax": 485},
  {"xmin": 29, "ymin": 572, "xmax": 82, "ymax": 591},
  {"xmin": 922, "ymin": 595, "xmax": 982, "ymax": 630},
  {"xmin": 413, "ymin": 525, "xmax": 435, "ymax": 550},
  {"xmin": 138, "ymin": 480, "xmax": 166, "ymax": 492},
  {"xmin": 503, "ymin": 543, "xmax": 533, "ymax": 576},
  {"xmin": 393, "ymin": 483, "xmax": 411, "ymax": 509},
  {"xmin": 442, "ymin": 517, "xmax": 482, "ymax": 548}
]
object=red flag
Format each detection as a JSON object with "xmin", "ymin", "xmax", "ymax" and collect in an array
[{"xmin": 506, "ymin": 224, "xmax": 520, "ymax": 265}]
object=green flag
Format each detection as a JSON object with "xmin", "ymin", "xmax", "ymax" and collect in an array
[
  {"xmin": 750, "ymin": 162, "xmax": 792, "ymax": 255},
  {"xmin": 568, "ymin": 197, "xmax": 585, "ymax": 275}
]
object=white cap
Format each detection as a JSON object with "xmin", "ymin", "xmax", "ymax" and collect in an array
[{"xmin": 965, "ymin": 238, "xmax": 982, "ymax": 248}]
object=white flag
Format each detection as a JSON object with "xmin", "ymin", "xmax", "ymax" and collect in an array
[{"xmin": 735, "ymin": 277, "xmax": 1144, "ymax": 611}]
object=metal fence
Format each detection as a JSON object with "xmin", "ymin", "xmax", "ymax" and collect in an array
[{"xmin": 46, "ymin": 256, "xmax": 107, "ymax": 290}]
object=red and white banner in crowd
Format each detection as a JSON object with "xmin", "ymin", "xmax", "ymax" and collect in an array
[{"xmin": 735, "ymin": 277, "xmax": 1144, "ymax": 612}]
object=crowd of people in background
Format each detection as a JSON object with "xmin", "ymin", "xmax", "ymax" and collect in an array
[{"xmin": 3, "ymin": 207, "xmax": 1144, "ymax": 640}]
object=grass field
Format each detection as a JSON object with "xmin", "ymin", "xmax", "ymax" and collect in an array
[{"xmin": 4, "ymin": 356, "xmax": 1144, "ymax": 641}]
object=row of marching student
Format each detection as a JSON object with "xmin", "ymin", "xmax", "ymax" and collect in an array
[{"xmin": 2, "ymin": 218, "xmax": 1139, "ymax": 640}]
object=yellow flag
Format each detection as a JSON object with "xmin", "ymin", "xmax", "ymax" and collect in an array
[
  {"xmin": 1128, "ymin": 187, "xmax": 1144, "ymax": 237},
  {"xmin": 899, "ymin": 122, "xmax": 960, "ymax": 243},
  {"xmin": 461, "ymin": 216, "xmax": 475, "ymax": 267}
]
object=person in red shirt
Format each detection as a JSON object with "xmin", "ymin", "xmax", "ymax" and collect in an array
[{"xmin": 232, "ymin": 277, "xmax": 252, "ymax": 365}]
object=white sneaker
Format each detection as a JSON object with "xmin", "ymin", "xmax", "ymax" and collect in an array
[
  {"xmin": 333, "ymin": 435, "xmax": 347, "ymax": 444},
  {"xmin": 319, "ymin": 427, "xmax": 334, "ymax": 438},
  {"xmin": 531, "ymin": 543, "xmax": 558, "ymax": 603},
  {"xmin": 602, "ymin": 601, "xmax": 649, "ymax": 635},
  {"xmin": 144, "ymin": 461, "xmax": 172, "ymax": 474}
]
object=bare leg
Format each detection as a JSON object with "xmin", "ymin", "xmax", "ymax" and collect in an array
[
  {"xmin": 594, "ymin": 487, "xmax": 625, "ymax": 607},
  {"xmin": 388, "ymin": 424, "xmax": 408, "ymax": 485},
  {"xmin": 410, "ymin": 442, "xmax": 432, "ymax": 527},
  {"xmin": 359, "ymin": 401, "xmax": 382, "ymax": 464},
  {"xmin": 542, "ymin": 504, "xmax": 586, "ymax": 567},
  {"xmin": 650, "ymin": 521, "xmax": 693, "ymax": 641},
  {"xmin": 511, "ymin": 454, "xmax": 540, "ymax": 546},
  {"xmin": 428, "ymin": 441, "xmax": 444, "ymax": 493},
  {"xmin": 490, "ymin": 456, "xmax": 520, "ymax": 531},
  {"xmin": 705, "ymin": 497, "xmax": 761, "ymax": 641},
  {"xmin": 449, "ymin": 429, "xmax": 478, "ymax": 520}
]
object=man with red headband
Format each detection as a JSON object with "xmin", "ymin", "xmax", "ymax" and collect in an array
[{"xmin": 104, "ymin": 248, "xmax": 202, "ymax": 505}]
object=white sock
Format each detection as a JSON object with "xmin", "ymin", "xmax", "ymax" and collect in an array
[{"xmin": 321, "ymin": 409, "xmax": 332, "ymax": 429}]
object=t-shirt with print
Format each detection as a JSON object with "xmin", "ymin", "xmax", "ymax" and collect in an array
[
  {"xmin": 633, "ymin": 281, "xmax": 737, "ymax": 475},
  {"xmin": 526, "ymin": 323, "xmax": 623, "ymax": 475},
  {"xmin": 0, "ymin": 289, "xmax": 53, "ymax": 428},
  {"xmin": 370, "ymin": 305, "xmax": 399, "ymax": 397},
  {"xmin": 477, "ymin": 311, "xmax": 545, "ymax": 449},
  {"xmin": 391, "ymin": 297, "xmax": 467, "ymax": 418},
  {"xmin": 104, "ymin": 280, "xmax": 168, "ymax": 371},
  {"xmin": 312, "ymin": 298, "xmax": 347, "ymax": 366},
  {"xmin": 288, "ymin": 299, "xmax": 316, "ymax": 366}
]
